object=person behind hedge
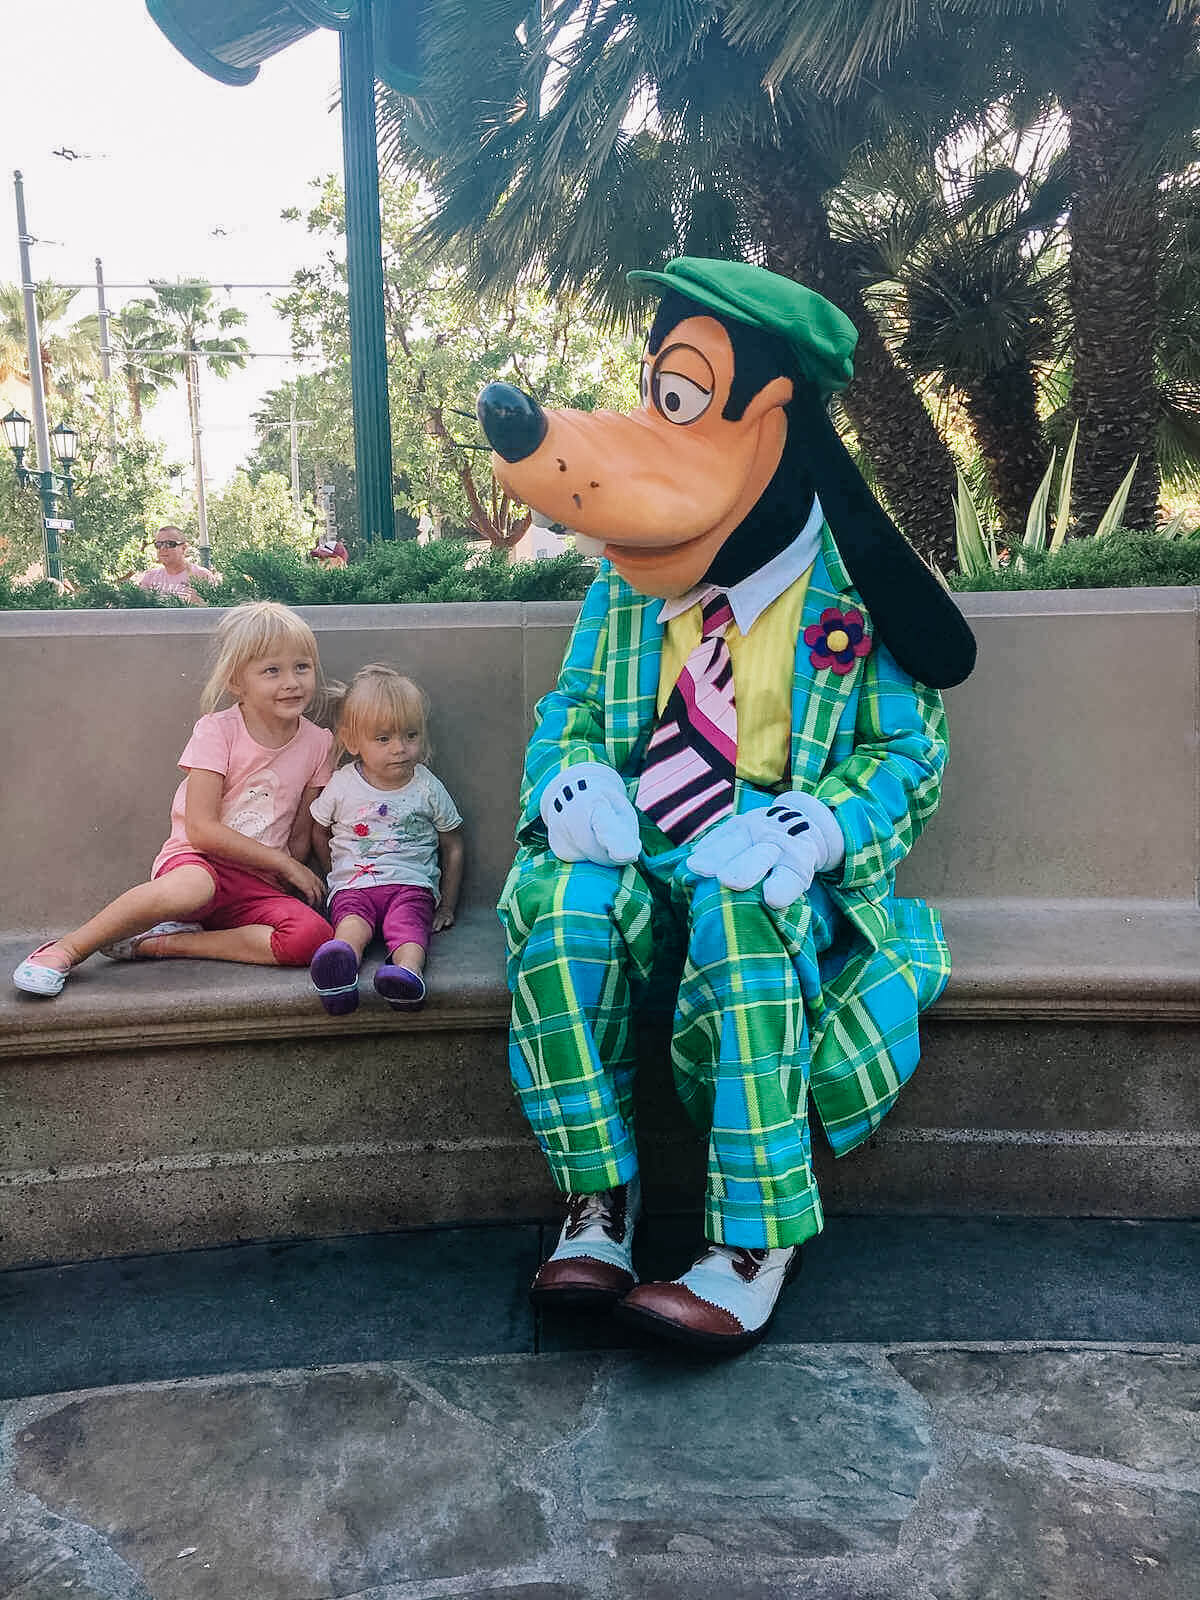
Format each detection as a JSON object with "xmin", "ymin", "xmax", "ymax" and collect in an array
[
  {"xmin": 133, "ymin": 526, "xmax": 221, "ymax": 604},
  {"xmin": 308, "ymin": 665, "xmax": 464, "ymax": 1015},
  {"xmin": 12, "ymin": 602, "xmax": 335, "ymax": 997}
]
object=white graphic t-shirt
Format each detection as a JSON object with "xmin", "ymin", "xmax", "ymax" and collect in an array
[{"xmin": 310, "ymin": 762, "xmax": 463, "ymax": 897}]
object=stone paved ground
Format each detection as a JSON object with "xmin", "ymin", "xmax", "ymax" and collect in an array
[
  {"xmin": 2, "ymin": 1344, "xmax": 1198, "ymax": 1599},
  {"xmin": 3, "ymin": 1218, "xmax": 1198, "ymax": 1599}
]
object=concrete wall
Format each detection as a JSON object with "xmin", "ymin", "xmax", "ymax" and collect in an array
[{"xmin": 1, "ymin": 585, "xmax": 1197, "ymax": 933}]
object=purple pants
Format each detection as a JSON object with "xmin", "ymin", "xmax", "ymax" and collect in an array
[{"xmin": 329, "ymin": 883, "xmax": 436, "ymax": 954}]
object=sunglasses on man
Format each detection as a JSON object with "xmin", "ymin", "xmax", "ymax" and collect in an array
[{"xmin": 154, "ymin": 539, "xmax": 183, "ymax": 550}]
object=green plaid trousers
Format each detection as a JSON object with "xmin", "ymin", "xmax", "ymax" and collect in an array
[{"xmin": 502, "ymin": 817, "xmax": 841, "ymax": 1250}]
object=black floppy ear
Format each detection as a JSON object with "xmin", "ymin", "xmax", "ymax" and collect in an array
[{"xmin": 793, "ymin": 389, "xmax": 976, "ymax": 689}]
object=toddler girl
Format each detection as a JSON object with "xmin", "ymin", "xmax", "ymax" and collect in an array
[
  {"xmin": 309, "ymin": 664, "xmax": 464, "ymax": 1014},
  {"xmin": 12, "ymin": 601, "xmax": 335, "ymax": 996}
]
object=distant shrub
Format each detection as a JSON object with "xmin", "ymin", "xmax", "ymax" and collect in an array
[
  {"xmin": 949, "ymin": 529, "xmax": 1200, "ymax": 592},
  {"xmin": 0, "ymin": 537, "xmax": 596, "ymax": 610}
]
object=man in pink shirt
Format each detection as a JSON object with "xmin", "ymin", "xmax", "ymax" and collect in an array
[{"xmin": 134, "ymin": 527, "xmax": 221, "ymax": 604}]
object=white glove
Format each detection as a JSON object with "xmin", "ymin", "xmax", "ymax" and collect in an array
[
  {"xmin": 686, "ymin": 791, "xmax": 845, "ymax": 908},
  {"xmin": 539, "ymin": 762, "xmax": 641, "ymax": 867}
]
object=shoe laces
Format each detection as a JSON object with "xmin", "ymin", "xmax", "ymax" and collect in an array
[
  {"xmin": 694, "ymin": 1243, "xmax": 767, "ymax": 1283},
  {"xmin": 565, "ymin": 1187, "xmax": 627, "ymax": 1244}
]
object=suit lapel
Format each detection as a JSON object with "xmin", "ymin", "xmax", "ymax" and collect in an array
[
  {"xmin": 604, "ymin": 567, "xmax": 663, "ymax": 771},
  {"xmin": 789, "ymin": 523, "xmax": 869, "ymax": 792}
]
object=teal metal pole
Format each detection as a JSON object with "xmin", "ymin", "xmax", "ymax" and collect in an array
[
  {"xmin": 339, "ymin": 0, "xmax": 396, "ymax": 543},
  {"xmin": 36, "ymin": 471, "xmax": 63, "ymax": 577}
]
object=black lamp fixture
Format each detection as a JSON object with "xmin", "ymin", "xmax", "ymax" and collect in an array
[
  {"xmin": 2, "ymin": 406, "xmax": 30, "ymax": 465},
  {"xmin": 51, "ymin": 419, "xmax": 79, "ymax": 468}
]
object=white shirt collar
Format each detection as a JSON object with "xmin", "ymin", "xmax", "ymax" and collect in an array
[{"xmin": 656, "ymin": 493, "xmax": 824, "ymax": 633}]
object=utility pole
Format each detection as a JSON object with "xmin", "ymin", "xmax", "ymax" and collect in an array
[
  {"xmin": 13, "ymin": 170, "xmax": 63, "ymax": 581},
  {"xmin": 187, "ymin": 350, "xmax": 211, "ymax": 569},
  {"xmin": 95, "ymin": 258, "xmax": 118, "ymax": 456},
  {"xmin": 289, "ymin": 392, "xmax": 301, "ymax": 514}
]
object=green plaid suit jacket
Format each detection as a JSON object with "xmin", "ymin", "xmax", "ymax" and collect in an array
[{"xmin": 508, "ymin": 522, "xmax": 951, "ymax": 1152}]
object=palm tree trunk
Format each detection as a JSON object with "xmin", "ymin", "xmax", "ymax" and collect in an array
[
  {"xmin": 126, "ymin": 370, "xmax": 143, "ymax": 427},
  {"xmin": 1063, "ymin": 0, "xmax": 1179, "ymax": 532},
  {"xmin": 959, "ymin": 361, "xmax": 1049, "ymax": 541},
  {"xmin": 733, "ymin": 139, "xmax": 960, "ymax": 568}
]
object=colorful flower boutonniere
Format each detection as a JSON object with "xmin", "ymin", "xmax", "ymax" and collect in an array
[{"xmin": 804, "ymin": 607, "xmax": 872, "ymax": 676}]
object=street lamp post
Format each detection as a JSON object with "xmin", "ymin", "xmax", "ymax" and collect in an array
[
  {"xmin": 3, "ymin": 407, "xmax": 79, "ymax": 580},
  {"xmin": 10, "ymin": 169, "xmax": 78, "ymax": 581}
]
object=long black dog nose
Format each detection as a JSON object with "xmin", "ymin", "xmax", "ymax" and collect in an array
[{"xmin": 477, "ymin": 382, "xmax": 548, "ymax": 463}]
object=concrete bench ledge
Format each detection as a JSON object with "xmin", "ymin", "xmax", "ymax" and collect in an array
[
  {"xmin": 0, "ymin": 911, "xmax": 510, "ymax": 1058},
  {"xmin": 4, "ymin": 899, "xmax": 1200, "ymax": 1059},
  {"xmin": 931, "ymin": 899, "xmax": 1200, "ymax": 1021},
  {"xmin": 3, "ymin": 899, "xmax": 1198, "ymax": 1267}
]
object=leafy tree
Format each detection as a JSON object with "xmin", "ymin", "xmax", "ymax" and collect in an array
[
  {"xmin": 199, "ymin": 470, "xmax": 314, "ymax": 563},
  {"xmin": 0, "ymin": 416, "xmax": 178, "ymax": 584},
  {"xmin": 0, "ymin": 446, "xmax": 44, "ymax": 576},
  {"xmin": 245, "ymin": 373, "xmax": 361, "ymax": 549},
  {"xmin": 55, "ymin": 422, "xmax": 178, "ymax": 584},
  {"xmin": 276, "ymin": 176, "xmax": 639, "ymax": 547}
]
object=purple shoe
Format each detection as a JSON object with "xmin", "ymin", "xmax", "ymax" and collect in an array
[
  {"xmin": 373, "ymin": 964, "xmax": 427, "ymax": 1011},
  {"xmin": 310, "ymin": 939, "xmax": 360, "ymax": 1016}
]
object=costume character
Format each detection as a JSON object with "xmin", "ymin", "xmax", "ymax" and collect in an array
[{"xmin": 477, "ymin": 258, "xmax": 976, "ymax": 1353}]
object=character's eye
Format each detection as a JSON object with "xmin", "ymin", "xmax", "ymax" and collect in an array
[
  {"xmin": 639, "ymin": 363, "xmax": 651, "ymax": 409},
  {"xmin": 651, "ymin": 368, "xmax": 712, "ymax": 425}
]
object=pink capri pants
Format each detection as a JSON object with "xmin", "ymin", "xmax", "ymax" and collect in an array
[{"xmin": 156, "ymin": 852, "xmax": 333, "ymax": 966}]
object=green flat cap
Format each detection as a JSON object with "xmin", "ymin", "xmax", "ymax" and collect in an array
[{"xmin": 627, "ymin": 256, "xmax": 857, "ymax": 396}]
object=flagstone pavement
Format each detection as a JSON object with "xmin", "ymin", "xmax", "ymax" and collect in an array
[{"xmin": 2, "ymin": 1217, "xmax": 1197, "ymax": 1599}]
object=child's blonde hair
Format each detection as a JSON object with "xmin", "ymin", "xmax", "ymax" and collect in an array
[
  {"xmin": 201, "ymin": 601, "xmax": 323, "ymax": 714},
  {"xmin": 334, "ymin": 664, "xmax": 431, "ymax": 765}
]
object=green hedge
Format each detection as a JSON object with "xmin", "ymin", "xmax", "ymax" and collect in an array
[
  {"xmin": 7, "ymin": 527, "xmax": 1200, "ymax": 609},
  {"xmin": 0, "ymin": 538, "xmax": 596, "ymax": 610},
  {"xmin": 949, "ymin": 529, "xmax": 1200, "ymax": 592}
]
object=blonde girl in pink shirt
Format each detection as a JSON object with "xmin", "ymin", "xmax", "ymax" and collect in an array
[{"xmin": 13, "ymin": 602, "xmax": 336, "ymax": 997}]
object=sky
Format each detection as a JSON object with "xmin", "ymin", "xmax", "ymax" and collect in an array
[{"xmin": 3, "ymin": 0, "xmax": 346, "ymax": 485}]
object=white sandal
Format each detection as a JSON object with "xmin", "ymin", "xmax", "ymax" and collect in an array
[
  {"xmin": 100, "ymin": 921, "xmax": 203, "ymax": 961},
  {"xmin": 12, "ymin": 942, "xmax": 72, "ymax": 997}
]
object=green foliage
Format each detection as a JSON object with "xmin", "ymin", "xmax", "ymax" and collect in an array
[
  {"xmin": 0, "ymin": 536, "xmax": 596, "ymax": 610},
  {"xmin": 61, "ymin": 426, "xmax": 178, "ymax": 582},
  {"xmin": 950, "ymin": 529, "xmax": 1200, "ymax": 592},
  {"xmin": 953, "ymin": 428, "xmax": 1159, "ymax": 573},
  {"xmin": 0, "ymin": 447, "xmax": 43, "ymax": 575},
  {"xmin": 201, "ymin": 471, "xmax": 313, "ymax": 563},
  {"xmin": 274, "ymin": 176, "xmax": 640, "ymax": 544}
]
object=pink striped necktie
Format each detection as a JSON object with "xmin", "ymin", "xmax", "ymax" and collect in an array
[{"xmin": 635, "ymin": 592, "xmax": 737, "ymax": 845}]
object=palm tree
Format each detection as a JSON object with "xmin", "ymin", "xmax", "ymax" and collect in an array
[
  {"xmin": 145, "ymin": 280, "xmax": 250, "ymax": 551},
  {"xmin": 829, "ymin": 116, "xmax": 1071, "ymax": 536},
  {"xmin": 109, "ymin": 299, "xmax": 174, "ymax": 426},
  {"xmin": 145, "ymin": 278, "xmax": 250, "ymax": 425},
  {"xmin": 724, "ymin": 0, "xmax": 1200, "ymax": 531},
  {"xmin": 379, "ymin": 2, "xmax": 1005, "ymax": 566},
  {"xmin": 0, "ymin": 281, "xmax": 101, "ymax": 401}
]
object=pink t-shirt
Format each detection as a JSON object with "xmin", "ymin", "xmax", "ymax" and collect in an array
[
  {"xmin": 152, "ymin": 705, "xmax": 334, "ymax": 881},
  {"xmin": 136, "ymin": 563, "xmax": 219, "ymax": 603}
]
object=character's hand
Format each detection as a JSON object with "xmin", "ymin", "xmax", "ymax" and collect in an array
[
  {"xmin": 432, "ymin": 903, "xmax": 456, "ymax": 932},
  {"xmin": 686, "ymin": 792, "xmax": 844, "ymax": 908},
  {"xmin": 275, "ymin": 854, "xmax": 326, "ymax": 907},
  {"xmin": 540, "ymin": 762, "xmax": 641, "ymax": 867}
]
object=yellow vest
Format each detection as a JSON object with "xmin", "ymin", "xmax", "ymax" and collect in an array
[{"xmin": 656, "ymin": 570, "xmax": 813, "ymax": 787}]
